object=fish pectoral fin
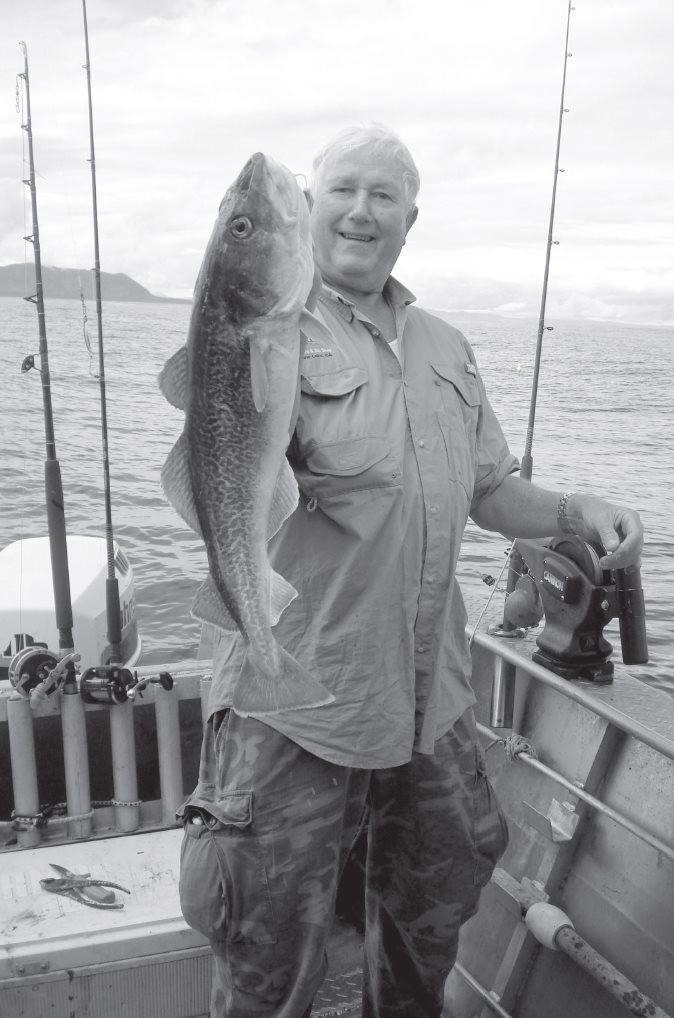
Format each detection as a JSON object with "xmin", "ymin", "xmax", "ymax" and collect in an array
[
  {"xmin": 192, "ymin": 576, "xmax": 239, "ymax": 631},
  {"xmin": 249, "ymin": 334, "xmax": 270, "ymax": 412},
  {"xmin": 161, "ymin": 434, "xmax": 203, "ymax": 536},
  {"xmin": 300, "ymin": 308, "xmax": 335, "ymax": 346},
  {"xmin": 232, "ymin": 645, "xmax": 334, "ymax": 717},
  {"xmin": 269, "ymin": 568, "xmax": 298, "ymax": 626},
  {"xmin": 267, "ymin": 458, "xmax": 300, "ymax": 540},
  {"xmin": 158, "ymin": 346, "xmax": 189, "ymax": 410}
]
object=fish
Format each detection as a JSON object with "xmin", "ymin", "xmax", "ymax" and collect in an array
[{"xmin": 159, "ymin": 152, "xmax": 333, "ymax": 715}]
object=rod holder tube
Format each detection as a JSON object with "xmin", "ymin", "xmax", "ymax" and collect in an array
[
  {"xmin": 154, "ymin": 686, "xmax": 183, "ymax": 825},
  {"xmin": 7, "ymin": 695, "xmax": 41, "ymax": 848},
  {"xmin": 60, "ymin": 685, "xmax": 92, "ymax": 839},
  {"xmin": 490, "ymin": 657, "xmax": 516, "ymax": 728},
  {"xmin": 109, "ymin": 702, "xmax": 139, "ymax": 832}
]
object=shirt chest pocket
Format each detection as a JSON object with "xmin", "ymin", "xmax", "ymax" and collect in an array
[
  {"xmin": 296, "ymin": 366, "xmax": 401, "ymax": 501},
  {"xmin": 431, "ymin": 362, "xmax": 480, "ymax": 495},
  {"xmin": 303, "ymin": 435, "xmax": 401, "ymax": 501}
]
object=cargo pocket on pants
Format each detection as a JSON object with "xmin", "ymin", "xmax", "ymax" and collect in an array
[
  {"xmin": 472, "ymin": 746, "xmax": 510, "ymax": 887},
  {"xmin": 178, "ymin": 793, "xmax": 277, "ymax": 945}
]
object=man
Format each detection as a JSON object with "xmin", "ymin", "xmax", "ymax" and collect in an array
[{"xmin": 179, "ymin": 125, "xmax": 643, "ymax": 1017}]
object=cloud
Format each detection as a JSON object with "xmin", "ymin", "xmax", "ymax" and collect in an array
[{"xmin": 1, "ymin": 0, "xmax": 673, "ymax": 321}]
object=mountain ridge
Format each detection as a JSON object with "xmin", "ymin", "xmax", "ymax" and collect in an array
[{"xmin": 0, "ymin": 264, "xmax": 190, "ymax": 303}]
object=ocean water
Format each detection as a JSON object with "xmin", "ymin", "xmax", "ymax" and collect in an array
[{"xmin": 1, "ymin": 296, "xmax": 671, "ymax": 694}]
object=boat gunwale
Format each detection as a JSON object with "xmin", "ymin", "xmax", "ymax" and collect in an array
[{"xmin": 468, "ymin": 626, "xmax": 674, "ymax": 763}]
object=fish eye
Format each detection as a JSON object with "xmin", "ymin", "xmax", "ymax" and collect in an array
[{"xmin": 230, "ymin": 216, "xmax": 253, "ymax": 238}]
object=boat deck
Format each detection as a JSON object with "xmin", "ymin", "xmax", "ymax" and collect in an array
[{"xmin": 0, "ymin": 826, "xmax": 364, "ymax": 1016}]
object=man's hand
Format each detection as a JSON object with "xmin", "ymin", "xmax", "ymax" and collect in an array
[{"xmin": 561, "ymin": 493, "xmax": 643, "ymax": 570}]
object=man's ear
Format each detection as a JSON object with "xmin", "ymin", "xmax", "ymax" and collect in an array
[
  {"xmin": 405, "ymin": 205, "xmax": 418, "ymax": 235},
  {"xmin": 303, "ymin": 188, "xmax": 314, "ymax": 211}
]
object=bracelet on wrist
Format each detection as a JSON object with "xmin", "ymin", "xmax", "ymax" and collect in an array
[{"xmin": 557, "ymin": 491, "xmax": 576, "ymax": 535}]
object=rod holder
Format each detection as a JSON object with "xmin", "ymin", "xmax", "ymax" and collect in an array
[
  {"xmin": 7, "ymin": 695, "xmax": 41, "ymax": 848},
  {"xmin": 60, "ymin": 679, "xmax": 92, "ymax": 840},
  {"xmin": 154, "ymin": 683, "xmax": 183, "ymax": 825},
  {"xmin": 109, "ymin": 702, "xmax": 139, "ymax": 833}
]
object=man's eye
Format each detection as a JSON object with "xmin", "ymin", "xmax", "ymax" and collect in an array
[{"xmin": 373, "ymin": 191, "xmax": 393, "ymax": 201}]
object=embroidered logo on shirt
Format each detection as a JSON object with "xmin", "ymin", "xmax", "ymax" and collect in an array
[{"xmin": 303, "ymin": 348, "xmax": 334, "ymax": 359}]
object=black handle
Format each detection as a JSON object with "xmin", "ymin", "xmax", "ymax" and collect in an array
[{"xmin": 614, "ymin": 565, "xmax": 648, "ymax": 665}]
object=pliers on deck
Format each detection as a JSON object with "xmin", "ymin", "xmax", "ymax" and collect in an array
[{"xmin": 40, "ymin": 863, "xmax": 131, "ymax": 909}]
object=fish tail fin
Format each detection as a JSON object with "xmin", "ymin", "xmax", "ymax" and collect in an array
[{"xmin": 231, "ymin": 646, "xmax": 334, "ymax": 717}]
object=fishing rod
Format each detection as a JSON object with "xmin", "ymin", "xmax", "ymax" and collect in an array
[
  {"xmin": 81, "ymin": 0, "xmax": 124, "ymax": 664},
  {"xmin": 521, "ymin": 0, "xmax": 574, "ymax": 481},
  {"xmin": 490, "ymin": 0, "xmax": 575, "ymax": 726},
  {"xmin": 18, "ymin": 41, "xmax": 75, "ymax": 658}
]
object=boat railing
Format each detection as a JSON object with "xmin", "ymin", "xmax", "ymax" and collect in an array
[{"xmin": 2, "ymin": 635, "xmax": 671, "ymax": 863}]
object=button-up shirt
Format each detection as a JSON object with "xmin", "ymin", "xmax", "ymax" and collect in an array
[{"xmin": 206, "ymin": 277, "xmax": 519, "ymax": 768}]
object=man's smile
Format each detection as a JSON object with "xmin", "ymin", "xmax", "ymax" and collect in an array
[{"xmin": 339, "ymin": 232, "xmax": 375, "ymax": 242}]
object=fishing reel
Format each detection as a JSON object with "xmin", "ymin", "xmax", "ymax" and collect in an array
[
  {"xmin": 514, "ymin": 536, "xmax": 648, "ymax": 683},
  {"xmin": 79, "ymin": 665, "xmax": 173, "ymax": 705},
  {"xmin": 8, "ymin": 647, "xmax": 78, "ymax": 705}
]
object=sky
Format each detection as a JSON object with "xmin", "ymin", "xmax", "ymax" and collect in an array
[{"xmin": 1, "ymin": 0, "xmax": 672, "ymax": 325}]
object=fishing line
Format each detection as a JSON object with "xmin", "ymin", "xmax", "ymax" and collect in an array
[{"xmin": 468, "ymin": 547, "xmax": 516, "ymax": 648}]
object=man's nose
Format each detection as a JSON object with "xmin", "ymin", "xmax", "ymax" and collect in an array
[{"xmin": 347, "ymin": 189, "xmax": 372, "ymax": 220}]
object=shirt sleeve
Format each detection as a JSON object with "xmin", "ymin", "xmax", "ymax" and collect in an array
[{"xmin": 468, "ymin": 345, "xmax": 520, "ymax": 511}]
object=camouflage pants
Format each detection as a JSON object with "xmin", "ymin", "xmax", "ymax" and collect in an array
[{"xmin": 178, "ymin": 708, "xmax": 508, "ymax": 1018}]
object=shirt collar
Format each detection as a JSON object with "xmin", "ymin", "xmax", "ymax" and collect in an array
[{"xmin": 317, "ymin": 276, "xmax": 417, "ymax": 322}]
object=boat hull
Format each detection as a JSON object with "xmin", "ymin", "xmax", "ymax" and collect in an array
[
  {"xmin": 0, "ymin": 636, "xmax": 671, "ymax": 1017},
  {"xmin": 446, "ymin": 633, "xmax": 674, "ymax": 1017}
]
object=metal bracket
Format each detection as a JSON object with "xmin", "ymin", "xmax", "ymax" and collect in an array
[
  {"xmin": 522, "ymin": 798, "xmax": 580, "ymax": 842},
  {"xmin": 490, "ymin": 867, "xmax": 549, "ymax": 919},
  {"xmin": 14, "ymin": 960, "xmax": 50, "ymax": 977}
]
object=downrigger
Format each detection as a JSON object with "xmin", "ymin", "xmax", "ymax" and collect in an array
[{"xmin": 513, "ymin": 535, "xmax": 648, "ymax": 683}]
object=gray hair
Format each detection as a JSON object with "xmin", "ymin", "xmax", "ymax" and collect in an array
[{"xmin": 310, "ymin": 123, "xmax": 420, "ymax": 212}]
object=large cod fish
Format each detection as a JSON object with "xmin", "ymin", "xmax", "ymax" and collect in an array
[{"xmin": 159, "ymin": 152, "xmax": 333, "ymax": 715}]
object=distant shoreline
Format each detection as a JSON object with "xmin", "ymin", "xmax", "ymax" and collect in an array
[{"xmin": 0, "ymin": 263, "xmax": 191, "ymax": 304}]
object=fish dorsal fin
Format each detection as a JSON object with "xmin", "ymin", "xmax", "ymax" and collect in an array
[
  {"xmin": 300, "ymin": 308, "xmax": 335, "ymax": 347},
  {"xmin": 249, "ymin": 333, "xmax": 270, "ymax": 412},
  {"xmin": 158, "ymin": 346, "xmax": 189, "ymax": 410},
  {"xmin": 267, "ymin": 458, "xmax": 300, "ymax": 540},
  {"xmin": 160, "ymin": 433, "xmax": 203, "ymax": 537},
  {"xmin": 192, "ymin": 576, "xmax": 239, "ymax": 631}
]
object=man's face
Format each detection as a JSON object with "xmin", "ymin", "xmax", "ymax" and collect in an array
[{"xmin": 310, "ymin": 146, "xmax": 417, "ymax": 298}]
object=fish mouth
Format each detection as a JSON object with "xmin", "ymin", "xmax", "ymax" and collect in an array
[
  {"xmin": 234, "ymin": 152, "xmax": 300, "ymax": 224},
  {"xmin": 235, "ymin": 152, "xmax": 266, "ymax": 195}
]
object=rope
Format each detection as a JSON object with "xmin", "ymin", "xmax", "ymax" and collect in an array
[
  {"xmin": 482, "ymin": 731, "xmax": 538, "ymax": 762},
  {"xmin": 503, "ymin": 733, "xmax": 538, "ymax": 761}
]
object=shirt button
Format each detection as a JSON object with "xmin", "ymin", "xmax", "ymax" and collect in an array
[
  {"xmin": 418, "ymin": 439, "xmax": 425, "ymax": 448},
  {"xmin": 429, "ymin": 504, "xmax": 438, "ymax": 514},
  {"xmin": 371, "ymin": 329, "xmax": 380, "ymax": 337},
  {"xmin": 416, "ymin": 644, "xmax": 426, "ymax": 654}
]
